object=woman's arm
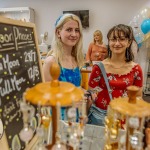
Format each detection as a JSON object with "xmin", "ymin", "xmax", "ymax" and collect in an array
[
  {"xmin": 86, "ymin": 43, "xmax": 93, "ymax": 61},
  {"xmin": 87, "ymin": 65, "xmax": 102, "ymax": 102},
  {"xmin": 133, "ymin": 64, "xmax": 143, "ymax": 97},
  {"xmin": 42, "ymin": 56, "xmax": 56, "ymax": 82},
  {"xmin": 101, "ymin": 44, "xmax": 108, "ymax": 59}
]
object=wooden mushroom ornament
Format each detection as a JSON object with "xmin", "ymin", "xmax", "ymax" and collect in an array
[
  {"xmin": 24, "ymin": 62, "xmax": 84, "ymax": 149},
  {"xmin": 104, "ymin": 86, "xmax": 150, "ymax": 150}
]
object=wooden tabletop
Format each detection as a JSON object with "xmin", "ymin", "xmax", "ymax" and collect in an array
[
  {"xmin": 81, "ymin": 66, "xmax": 92, "ymax": 73},
  {"xmin": 81, "ymin": 69, "xmax": 92, "ymax": 73}
]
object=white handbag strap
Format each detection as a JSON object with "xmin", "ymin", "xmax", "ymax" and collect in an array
[{"xmin": 96, "ymin": 62, "xmax": 112, "ymax": 100}]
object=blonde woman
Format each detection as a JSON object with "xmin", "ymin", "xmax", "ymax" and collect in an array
[
  {"xmin": 43, "ymin": 13, "xmax": 84, "ymax": 121},
  {"xmin": 86, "ymin": 30, "xmax": 108, "ymax": 62},
  {"xmin": 43, "ymin": 13, "xmax": 84, "ymax": 85}
]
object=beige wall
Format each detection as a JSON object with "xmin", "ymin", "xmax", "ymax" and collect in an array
[{"xmin": 1, "ymin": 0, "xmax": 150, "ymax": 53}]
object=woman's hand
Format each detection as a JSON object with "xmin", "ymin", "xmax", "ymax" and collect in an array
[
  {"xmin": 79, "ymin": 87, "xmax": 98, "ymax": 112},
  {"xmin": 84, "ymin": 90, "xmax": 97, "ymax": 112}
]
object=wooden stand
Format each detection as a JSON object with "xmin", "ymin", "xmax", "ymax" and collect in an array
[
  {"xmin": 108, "ymin": 86, "xmax": 150, "ymax": 150},
  {"xmin": 24, "ymin": 62, "xmax": 84, "ymax": 149}
]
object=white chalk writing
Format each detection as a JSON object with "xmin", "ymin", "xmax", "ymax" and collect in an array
[
  {"xmin": 0, "ymin": 76, "xmax": 26, "ymax": 97},
  {"xmin": 0, "ymin": 63, "xmax": 3, "ymax": 71},
  {"xmin": 2, "ymin": 54, "xmax": 20, "ymax": 75},
  {"xmin": 28, "ymin": 65, "xmax": 39, "ymax": 81},
  {"xmin": 0, "ymin": 97, "xmax": 1, "ymax": 106},
  {"xmin": 24, "ymin": 50, "xmax": 36, "ymax": 62},
  {"xmin": 3, "ymin": 101, "xmax": 15, "ymax": 118},
  {"xmin": 0, "ymin": 33, "xmax": 13, "ymax": 43},
  {"xmin": 13, "ymin": 27, "xmax": 32, "ymax": 50},
  {"xmin": 9, "ymin": 110, "xmax": 21, "ymax": 123}
]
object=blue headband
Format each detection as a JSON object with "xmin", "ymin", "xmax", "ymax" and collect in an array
[{"xmin": 55, "ymin": 15, "xmax": 63, "ymax": 27}]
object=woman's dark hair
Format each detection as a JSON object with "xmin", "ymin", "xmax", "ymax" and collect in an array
[
  {"xmin": 107, "ymin": 24, "xmax": 134, "ymax": 62},
  {"xmin": 128, "ymin": 25, "xmax": 139, "ymax": 52}
]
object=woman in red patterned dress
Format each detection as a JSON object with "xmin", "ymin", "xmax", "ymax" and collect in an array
[{"xmin": 88, "ymin": 24, "xmax": 143, "ymax": 111}]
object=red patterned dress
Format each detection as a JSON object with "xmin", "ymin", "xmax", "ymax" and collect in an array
[{"xmin": 88, "ymin": 64, "xmax": 143, "ymax": 110}]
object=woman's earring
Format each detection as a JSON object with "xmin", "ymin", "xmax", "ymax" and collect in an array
[
  {"xmin": 108, "ymin": 49, "xmax": 111, "ymax": 58},
  {"xmin": 126, "ymin": 48, "xmax": 129, "ymax": 60}
]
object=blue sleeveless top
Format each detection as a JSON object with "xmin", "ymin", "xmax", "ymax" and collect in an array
[
  {"xmin": 58, "ymin": 66, "xmax": 81, "ymax": 121},
  {"xmin": 58, "ymin": 66, "xmax": 81, "ymax": 86}
]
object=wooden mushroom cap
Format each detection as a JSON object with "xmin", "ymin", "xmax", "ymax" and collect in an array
[
  {"xmin": 24, "ymin": 62, "xmax": 84, "ymax": 106},
  {"xmin": 24, "ymin": 82, "xmax": 83, "ymax": 106},
  {"xmin": 110, "ymin": 86, "xmax": 150, "ymax": 117},
  {"xmin": 110, "ymin": 97, "xmax": 150, "ymax": 117}
]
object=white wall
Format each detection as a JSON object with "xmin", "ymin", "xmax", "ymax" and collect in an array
[{"xmin": 1, "ymin": 0, "xmax": 150, "ymax": 53}]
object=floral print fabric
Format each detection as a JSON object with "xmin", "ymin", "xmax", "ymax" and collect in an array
[{"xmin": 88, "ymin": 64, "xmax": 143, "ymax": 110}]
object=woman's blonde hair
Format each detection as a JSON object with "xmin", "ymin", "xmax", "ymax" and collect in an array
[
  {"xmin": 93, "ymin": 30, "xmax": 103, "ymax": 44},
  {"xmin": 47, "ymin": 13, "xmax": 84, "ymax": 68}
]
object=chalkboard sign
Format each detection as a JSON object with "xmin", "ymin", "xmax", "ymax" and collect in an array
[{"xmin": 0, "ymin": 17, "xmax": 43, "ymax": 149}]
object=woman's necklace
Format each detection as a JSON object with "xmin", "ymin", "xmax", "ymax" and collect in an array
[
  {"xmin": 71, "ymin": 59, "xmax": 77, "ymax": 71},
  {"xmin": 63, "ymin": 56, "xmax": 76, "ymax": 70}
]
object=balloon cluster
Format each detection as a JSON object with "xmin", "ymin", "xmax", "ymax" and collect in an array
[
  {"xmin": 141, "ymin": 18, "xmax": 150, "ymax": 34},
  {"xmin": 129, "ymin": 7, "xmax": 150, "ymax": 46}
]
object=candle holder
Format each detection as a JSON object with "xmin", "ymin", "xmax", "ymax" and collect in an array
[
  {"xmin": 19, "ymin": 101, "xmax": 34, "ymax": 144},
  {"xmin": 22, "ymin": 62, "xmax": 84, "ymax": 149},
  {"xmin": 104, "ymin": 86, "xmax": 150, "ymax": 150}
]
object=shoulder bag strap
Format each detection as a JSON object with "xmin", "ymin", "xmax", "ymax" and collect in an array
[{"xmin": 96, "ymin": 62, "xmax": 112, "ymax": 100}]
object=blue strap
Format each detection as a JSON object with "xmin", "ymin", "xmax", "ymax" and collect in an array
[{"xmin": 96, "ymin": 62, "xmax": 112, "ymax": 100}]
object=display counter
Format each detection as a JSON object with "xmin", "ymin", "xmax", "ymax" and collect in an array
[
  {"xmin": 81, "ymin": 67, "xmax": 92, "ymax": 90},
  {"xmin": 56, "ymin": 120, "xmax": 124, "ymax": 150}
]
